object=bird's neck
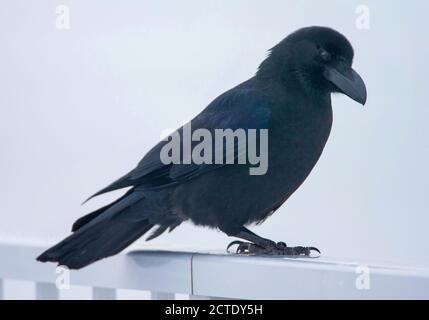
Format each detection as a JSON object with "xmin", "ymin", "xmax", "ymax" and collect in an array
[{"xmin": 256, "ymin": 55, "xmax": 328, "ymax": 101}]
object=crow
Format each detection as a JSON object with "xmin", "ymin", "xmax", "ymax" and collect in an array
[{"xmin": 37, "ymin": 26, "xmax": 367, "ymax": 269}]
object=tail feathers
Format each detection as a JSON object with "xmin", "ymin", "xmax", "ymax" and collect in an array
[
  {"xmin": 82, "ymin": 172, "xmax": 134, "ymax": 204},
  {"xmin": 37, "ymin": 218, "xmax": 153, "ymax": 269},
  {"xmin": 72, "ymin": 189, "xmax": 134, "ymax": 232}
]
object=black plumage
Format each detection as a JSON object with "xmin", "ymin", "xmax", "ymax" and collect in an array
[{"xmin": 37, "ymin": 26, "xmax": 366, "ymax": 269}]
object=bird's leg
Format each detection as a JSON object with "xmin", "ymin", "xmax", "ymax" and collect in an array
[{"xmin": 222, "ymin": 226, "xmax": 320, "ymax": 257}]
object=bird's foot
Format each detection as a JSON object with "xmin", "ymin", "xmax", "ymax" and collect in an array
[{"xmin": 227, "ymin": 240, "xmax": 320, "ymax": 257}]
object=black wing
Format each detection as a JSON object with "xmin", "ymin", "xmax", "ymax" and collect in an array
[{"xmin": 86, "ymin": 82, "xmax": 272, "ymax": 201}]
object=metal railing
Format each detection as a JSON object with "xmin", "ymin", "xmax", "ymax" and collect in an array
[{"xmin": 0, "ymin": 241, "xmax": 428, "ymax": 299}]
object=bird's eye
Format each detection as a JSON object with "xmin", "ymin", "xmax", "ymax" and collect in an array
[{"xmin": 319, "ymin": 49, "xmax": 331, "ymax": 61}]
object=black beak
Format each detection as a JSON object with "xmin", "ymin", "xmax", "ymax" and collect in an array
[{"xmin": 323, "ymin": 62, "xmax": 367, "ymax": 105}]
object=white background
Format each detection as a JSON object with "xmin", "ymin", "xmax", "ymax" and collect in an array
[{"xmin": 1, "ymin": 0, "xmax": 428, "ymax": 269}]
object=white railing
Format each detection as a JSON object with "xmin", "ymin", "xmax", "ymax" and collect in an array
[{"xmin": 1, "ymin": 241, "xmax": 429, "ymax": 299}]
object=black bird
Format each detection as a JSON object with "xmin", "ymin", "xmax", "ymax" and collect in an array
[{"xmin": 37, "ymin": 26, "xmax": 367, "ymax": 269}]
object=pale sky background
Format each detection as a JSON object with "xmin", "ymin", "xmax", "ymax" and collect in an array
[{"xmin": 1, "ymin": 0, "xmax": 428, "ymax": 275}]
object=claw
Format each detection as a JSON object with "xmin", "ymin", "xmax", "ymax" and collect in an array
[
  {"xmin": 227, "ymin": 241, "xmax": 265, "ymax": 254},
  {"xmin": 227, "ymin": 240, "xmax": 321, "ymax": 257},
  {"xmin": 308, "ymin": 247, "xmax": 321, "ymax": 254},
  {"xmin": 236, "ymin": 242, "xmax": 251, "ymax": 254},
  {"xmin": 306, "ymin": 246, "xmax": 321, "ymax": 257},
  {"xmin": 227, "ymin": 240, "xmax": 244, "ymax": 253},
  {"xmin": 291, "ymin": 246, "xmax": 320, "ymax": 256}
]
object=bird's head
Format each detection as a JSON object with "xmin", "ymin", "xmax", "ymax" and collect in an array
[{"xmin": 258, "ymin": 26, "xmax": 367, "ymax": 105}]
